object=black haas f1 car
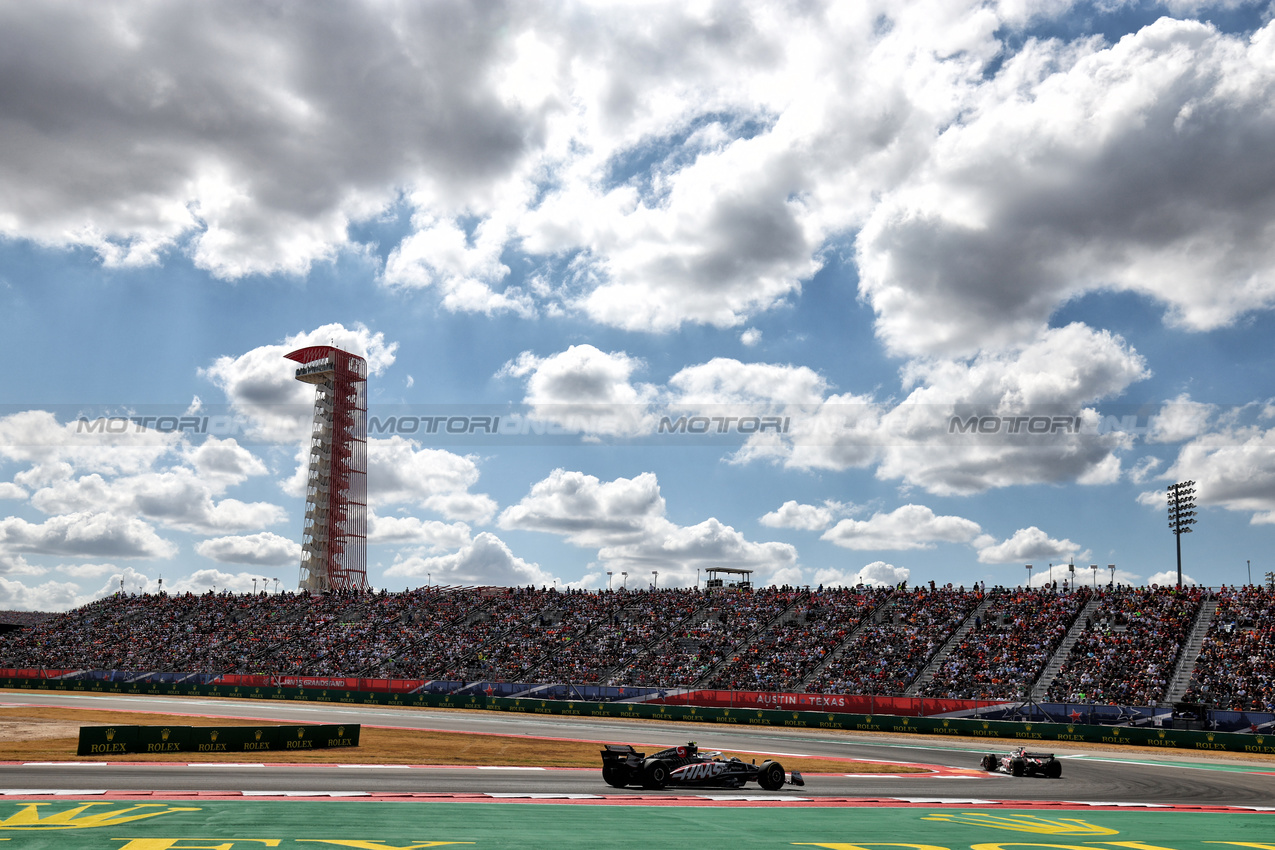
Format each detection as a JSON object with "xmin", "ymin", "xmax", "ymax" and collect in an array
[
  {"xmin": 601, "ymin": 742, "xmax": 804, "ymax": 790},
  {"xmin": 979, "ymin": 747, "xmax": 1062, "ymax": 778}
]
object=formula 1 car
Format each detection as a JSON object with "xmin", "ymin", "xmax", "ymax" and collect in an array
[
  {"xmin": 601, "ymin": 742, "xmax": 804, "ymax": 790},
  {"xmin": 979, "ymin": 747, "xmax": 1062, "ymax": 778}
]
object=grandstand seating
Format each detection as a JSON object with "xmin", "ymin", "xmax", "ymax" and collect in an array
[{"xmin": 3, "ymin": 584, "xmax": 1271, "ymax": 710}]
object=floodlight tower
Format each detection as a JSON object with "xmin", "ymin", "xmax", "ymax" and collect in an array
[
  {"xmin": 1167, "ymin": 480, "xmax": 1197, "ymax": 590},
  {"xmin": 286, "ymin": 345, "xmax": 369, "ymax": 594}
]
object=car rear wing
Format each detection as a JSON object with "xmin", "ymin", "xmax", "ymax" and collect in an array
[
  {"xmin": 601, "ymin": 743, "xmax": 643, "ymax": 764},
  {"xmin": 1022, "ymin": 752, "xmax": 1056, "ymax": 759}
]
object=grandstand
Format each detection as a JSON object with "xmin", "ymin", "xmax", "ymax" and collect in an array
[{"xmin": 1, "ymin": 584, "xmax": 1271, "ymax": 715}]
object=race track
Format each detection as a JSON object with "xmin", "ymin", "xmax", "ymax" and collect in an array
[{"xmin": 2, "ymin": 691, "xmax": 1273, "ymax": 807}]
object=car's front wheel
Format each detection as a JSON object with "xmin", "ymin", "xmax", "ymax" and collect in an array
[
  {"xmin": 602, "ymin": 765, "xmax": 631, "ymax": 787},
  {"xmin": 980, "ymin": 754, "xmax": 998, "ymax": 771},
  {"xmin": 642, "ymin": 759, "xmax": 670, "ymax": 789},
  {"xmin": 1043, "ymin": 760, "xmax": 1062, "ymax": 779},
  {"xmin": 757, "ymin": 760, "xmax": 786, "ymax": 791}
]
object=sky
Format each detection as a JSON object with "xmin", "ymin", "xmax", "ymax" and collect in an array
[{"xmin": 3, "ymin": 0, "xmax": 1275, "ymax": 611}]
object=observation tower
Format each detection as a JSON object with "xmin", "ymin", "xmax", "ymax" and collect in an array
[{"xmin": 285, "ymin": 345, "xmax": 368, "ymax": 593}]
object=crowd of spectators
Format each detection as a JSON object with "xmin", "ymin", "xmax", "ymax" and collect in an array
[
  {"xmin": 609, "ymin": 587, "xmax": 805, "ymax": 688},
  {"xmin": 528, "ymin": 589, "xmax": 704, "ymax": 683},
  {"xmin": 703, "ymin": 588, "xmax": 890, "ymax": 691},
  {"xmin": 4, "ymin": 583, "xmax": 1262, "ymax": 707},
  {"xmin": 920, "ymin": 588, "xmax": 1090, "ymax": 700},
  {"xmin": 805, "ymin": 586, "xmax": 980, "ymax": 695},
  {"xmin": 1183, "ymin": 585, "xmax": 1275, "ymax": 712},
  {"xmin": 1045, "ymin": 585, "xmax": 1203, "ymax": 706}
]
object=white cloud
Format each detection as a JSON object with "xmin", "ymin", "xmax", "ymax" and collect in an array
[
  {"xmin": 200, "ymin": 322, "xmax": 397, "ymax": 442},
  {"xmin": 1148, "ymin": 394, "xmax": 1216, "ymax": 444},
  {"xmin": 813, "ymin": 561, "xmax": 910, "ymax": 588},
  {"xmin": 1146, "ymin": 570, "xmax": 1199, "ymax": 587},
  {"xmin": 858, "ymin": 17, "xmax": 1275, "ymax": 358},
  {"xmin": 0, "ymin": 482, "xmax": 26, "ymax": 500},
  {"xmin": 0, "ymin": 410, "xmax": 178, "ymax": 476},
  {"xmin": 1159, "ymin": 422, "xmax": 1275, "ymax": 522},
  {"xmin": 385, "ymin": 531, "xmax": 554, "ymax": 587},
  {"xmin": 0, "ymin": 575, "xmax": 90, "ymax": 612},
  {"xmin": 365, "ymin": 437, "xmax": 496, "ymax": 524},
  {"xmin": 739, "ymin": 328, "xmax": 762, "ymax": 347},
  {"xmin": 0, "ymin": 512, "xmax": 176, "ymax": 559},
  {"xmin": 195, "ymin": 532, "xmax": 302, "ymax": 566},
  {"xmin": 759, "ymin": 499, "xmax": 851, "ymax": 531},
  {"xmin": 500, "ymin": 468, "xmax": 795, "ymax": 584},
  {"xmin": 821, "ymin": 504, "xmax": 983, "ymax": 551},
  {"xmin": 498, "ymin": 469, "xmax": 664, "ymax": 546},
  {"xmin": 27, "ymin": 468, "xmax": 287, "ymax": 535},
  {"xmin": 975, "ymin": 525, "xmax": 1080, "ymax": 564},
  {"xmin": 498, "ymin": 345, "xmax": 658, "ymax": 436},
  {"xmin": 367, "ymin": 511, "xmax": 472, "ymax": 549}
]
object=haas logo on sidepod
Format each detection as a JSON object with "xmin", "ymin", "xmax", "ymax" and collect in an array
[{"xmin": 674, "ymin": 762, "xmax": 726, "ymax": 781}]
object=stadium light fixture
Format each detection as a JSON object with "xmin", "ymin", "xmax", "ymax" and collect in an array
[
  {"xmin": 607, "ymin": 571, "xmax": 613, "ymax": 591},
  {"xmin": 1167, "ymin": 481, "xmax": 1197, "ymax": 589},
  {"xmin": 1108, "ymin": 564, "xmax": 1115, "ymax": 587},
  {"xmin": 1247, "ymin": 559, "xmax": 1251, "ymax": 586},
  {"xmin": 1025, "ymin": 564, "xmax": 1032, "ymax": 588},
  {"xmin": 1090, "ymin": 564, "xmax": 1098, "ymax": 588},
  {"xmin": 652, "ymin": 570, "xmax": 658, "ymax": 590},
  {"xmin": 621, "ymin": 571, "xmax": 628, "ymax": 588}
]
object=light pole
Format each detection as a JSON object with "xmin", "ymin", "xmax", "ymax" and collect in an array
[
  {"xmin": 1048, "ymin": 563, "xmax": 1052, "ymax": 586},
  {"xmin": 253, "ymin": 579, "xmax": 258, "ymax": 594},
  {"xmin": 1167, "ymin": 481, "xmax": 1197, "ymax": 588},
  {"xmin": 1108, "ymin": 564, "xmax": 1115, "ymax": 587},
  {"xmin": 652, "ymin": 570, "xmax": 658, "ymax": 590},
  {"xmin": 1090, "ymin": 564, "xmax": 1098, "ymax": 588},
  {"xmin": 1025, "ymin": 564, "xmax": 1033, "ymax": 588},
  {"xmin": 427, "ymin": 572, "xmax": 431, "ymax": 587},
  {"xmin": 607, "ymin": 571, "xmax": 613, "ymax": 591},
  {"xmin": 696, "ymin": 568, "xmax": 700, "ymax": 590},
  {"xmin": 1247, "ymin": 559, "xmax": 1252, "ymax": 586},
  {"xmin": 621, "ymin": 571, "xmax": 628, "ymax": 589}
]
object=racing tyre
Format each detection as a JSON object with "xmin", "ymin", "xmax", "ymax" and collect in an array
[
  {"xmin": 1010, "ymin": 758, "xmax": 1026, "ymax": 777},
  {"xmin": 1043, "ymin": 760, "xmax": 1062, "ymax": 779},
  {"xmin": 979, "ymin": 754, "xmax": 998, "ymax": 771},
  {"xmin": 602, "ymin": 765, "xmax": 631, "ymax": 788},
  {"xmin": 758, "ymin": 760, "xmax": 786, "ymax": 791},
  {"xmin": 642, "ymin": 759, "xmax": 670, "ymax": 789}
]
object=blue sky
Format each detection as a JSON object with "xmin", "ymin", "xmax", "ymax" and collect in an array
[{"xmin": 3, "ymin": 0, "xmax": 1275, "ymax": 609}]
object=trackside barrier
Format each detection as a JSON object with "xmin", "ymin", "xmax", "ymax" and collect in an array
[
  {"xmin": 76, "ymin": 723, "xmax": 360, "ymax": 755},
  {"xmin": 5, "ymin": 675, "xmax": 1269, "ymax": 756}
]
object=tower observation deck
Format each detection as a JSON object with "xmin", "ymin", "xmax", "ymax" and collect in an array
[{"xmin": 285, "ymin": 345, "xmax": 368, "ymax": 593}]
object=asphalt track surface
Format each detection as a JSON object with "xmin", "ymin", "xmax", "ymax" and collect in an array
[{"xmin": 2, "ymin": 691, "xmax": 1273, "ymax": 807}]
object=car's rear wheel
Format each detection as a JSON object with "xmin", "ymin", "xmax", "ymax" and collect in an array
[
  {"xmin": 980, "ymin": 754, "xmax": 998, "ymax": 771},
  {"xmin": 642, "ymin": 759, "xmax": 669, "ymax": 789},
  {"xmin": 1043, "ymin": 760, "xmax": 1062, "ymax": 779},
  {"xmin": 758, "ymin": 760, "xmax": 786, "ymax": 791},
  {"xmin": 1010, "ymin": 758, "xmax": 1026, "ymax": 777},
  {"xmin": 602, "ymin": 765, "xmax": 630, "ymax": 787}
]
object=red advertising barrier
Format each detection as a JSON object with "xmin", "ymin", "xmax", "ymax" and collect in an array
[
  {"xmin": 0, "ymin": 668, "xmax": 72, "ymax": 679},
  {"xmin": 656, "ymin": 688, "xmax": 1010, "ymax": 717},
  {"xmin": 215, "ymin": 673, "xmax": 426, "ymax": 693}
]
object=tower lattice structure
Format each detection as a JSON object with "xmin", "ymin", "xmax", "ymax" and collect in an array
[{"xmin": 286, "ymin": 345, "xmax": 368, "ymax": 593}]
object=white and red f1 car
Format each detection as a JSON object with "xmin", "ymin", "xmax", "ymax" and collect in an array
[{"xmin": 979, "ymin": 746, "xmax": 1062, "ymax": 778}]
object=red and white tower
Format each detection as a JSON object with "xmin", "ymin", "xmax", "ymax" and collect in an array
[{"xmin": 285, "ymin": 345, "xmax": 368, "ymax": 593}]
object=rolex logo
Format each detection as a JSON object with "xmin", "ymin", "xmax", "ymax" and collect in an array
[
  {"xmin": 338, "ymin": 726, "xmax": 345, "ymax": 736},
  {"xmin": 0, "ymin": 802, "xmax": 201, "ymax": 831},
  {"xmin": 209, "ymin": 730, "xmax": 219, "ymax": 742},
  {"xmin": 160, "ymin": 728, "xmax": 171, "ymax": 741},
  {"xmin": 104, "ymin": 728, "xmax": 116, "ymax": 742},
  {"xmin": 254, "ymin": 729, "xmax": 263, "ymax": 741},
  {"xmin": 297, "ymin": 727, "xmax": 305, "ymax": 738}
]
